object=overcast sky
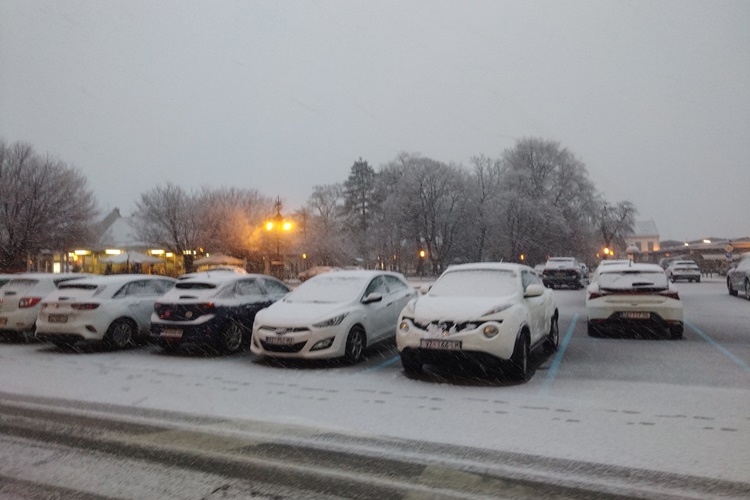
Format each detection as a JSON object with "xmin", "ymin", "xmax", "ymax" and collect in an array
[{"xmin": 1, "ymin": 0, "xmax": 748, "ymax": 242}]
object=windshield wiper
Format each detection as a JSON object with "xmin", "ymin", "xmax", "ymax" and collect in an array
[{"xmin": 631, "ymin": 282, "xmax": 655, "ymax": 287}]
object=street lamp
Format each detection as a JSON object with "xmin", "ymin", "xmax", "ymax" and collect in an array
[{"xmin": 265, "ymin": 197, "xmax": 293, "ymax": 277}]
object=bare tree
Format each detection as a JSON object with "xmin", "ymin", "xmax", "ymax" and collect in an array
[
  {"xmin": 301, "ymin": 184, "xmax": 352, "ymax": 266},
  {"xmin": 0, "ymin": 140, "xmax": 97, "ymax": 271},
  {"xmin": 133, "ymin": 184, "xmax": 201, "ymax": 255},
  {"xmin": 597, "ymin": 200, "xmax": 638, "ymax": 253}
]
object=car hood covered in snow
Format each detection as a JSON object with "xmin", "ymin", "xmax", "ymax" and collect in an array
[
  {"xmin": 413, "ymin": 295, "xmax": 517, "ymax": 323},
  {"xmin": 256, "ymin": 300, "xmax": 350, "ymax": 327}
]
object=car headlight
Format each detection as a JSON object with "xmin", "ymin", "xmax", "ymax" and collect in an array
[
  {"xmin": 398, "ymin": 320, "xmax": 410, "ymax": 333},
  {"xmin": 312, "ymin": 313, "xmax": 348, "ymax": 328},
  {"xmin": 483, "ymin": 325, "xmax": 500, "ymax": 339}
]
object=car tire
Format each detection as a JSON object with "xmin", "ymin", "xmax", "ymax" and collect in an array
[
  {"xmin": 544, "ymin": 316, "xmax": 559, "ymax": 353},
  {"xmin": 670, "ymin": 324, "xmax": 683, "ymax": 340},
  {"xmin": 220, "ymin": 321, "xmax": 244, "ymax": 354},
  {"xmin": 745, "ymin": 280, "xmax": 750, "ymax": 301},
  {"xmin": 508, "ymin": 331, "xmax": 530, "ymax": 381},
  {"xmin": 587, "ymin": 322, "xmax": 602, "ymax": 337},
  {"xmin": 105, "ymin": 319, "xmax": 135, "ymax": 349},
  {"xmin": 344, "ymin": 325, "xmax": 366, "ymax": 364},
  {"xmin": 400, "ymin": 352, "xmax": 423, "ymax": 373},
  {"xmin": 728, "ymin": 279, "xmax": 738, "ymax": 296},
  {"xmin": 696, "ymin": 277, "xmax": 700, "ymax": 283}
]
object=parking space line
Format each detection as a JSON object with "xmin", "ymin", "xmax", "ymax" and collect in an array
[
  {"xmin": 538, "ymin": 313, "xmax": 578, "ymax": 396},
  {"xmin": 357, "ymin": 355, "xmax": 401, "ymax": 375},
  {"xmin": 685, "ymin": 320, "xmax": 750, "ymax": 372}
]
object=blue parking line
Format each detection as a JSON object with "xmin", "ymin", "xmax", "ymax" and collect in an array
[
  {"xmin": 538, "ymin": 313, "xmax": 578, "ymax": 396},
  {"xmin": 359, "ymin": 354, "xmax": 401, "ymax": 374},
  {"xmin": 685, "ymin": 320, "xmax": 750, "ymax": 372}
]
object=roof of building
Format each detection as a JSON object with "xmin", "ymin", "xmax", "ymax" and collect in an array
[{"xmin": 629, "ymin": 220, "xmax": 659, "ymax": 237}]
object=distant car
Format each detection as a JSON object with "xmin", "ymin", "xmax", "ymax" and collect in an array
[
  {"xmin": 251, "ymin": 270, "xmax": 416, "ymax": 363},
  {"xmin": 297, "ymin": 266, "xmax": 337, "ymax": 282},
  {"xmin": 396, "ymin": 263, "xmax": 558, "ymax": 381},
  {"xmin": 178, "ymin": 266, "xmax": 247, "ymax": 280},
  {"xmin": 151, "ymin": 273, "xmax": 290, "ymax": 353},
  {"xmin": 0, "ymin": 273, "xmax": 89, "ymax": 341},
  {"xmin": 35, "ymin": 275, "xmax": 176, "ymax": 349},
  {"xmin": 542, "ymin": 257, "xmax": 584, "ymax": 289},
  {"xmin": 727, "ymin": 253, "xmax": 750, "ymax": 300},
  {"xmin": 666, "ymin": 260, "xmax": 701, "ymax": 283},
  {"xmin": 586, "ymin": 262, "xmax": 683, "ymax": 339}
]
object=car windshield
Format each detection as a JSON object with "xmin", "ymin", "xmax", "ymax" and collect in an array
[
  {"xmin": 285, "ymin": 275, "xmax": 368, "ymax": 303},
  {"xmin": 598, "ymin": 271, "xmax": 668, "ymax": 290},
  {"xmin": 428, "ymin": 269, "xmax": 517, "ymax": 297}
]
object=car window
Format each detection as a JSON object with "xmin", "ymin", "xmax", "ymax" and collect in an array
[
  {"xmin": 364, "ymin": 276, "xmax": 389, "ymax": 297},
  {"xmin": 236, "ymin": 279, "xmax": 263, "ymax": 296},
  {"xmin": 383, "ymin": 275, "xmax": 407, "ymax": 293},
  {"xmin": 263, "ymin": 278, "xmax": 290, "ymax": 295},
  {"xmin": 122, "ymin": 280, "xmax": 162, "ymax": 296}
]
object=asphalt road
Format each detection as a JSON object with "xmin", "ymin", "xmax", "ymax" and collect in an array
[{"xmin": 0, "ymin": 277, "xmax": 748, "ymax": 499}]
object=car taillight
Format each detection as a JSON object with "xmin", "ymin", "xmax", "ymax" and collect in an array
[
  {"xmin": 660, "ymin": 290, "xmax": 680, "ymax": 300},
  {"xmin": 198, "ymin": 302, "xmax": 215, "ymax": 312},
  {"xmin": 588, "ymin": 291, "xmax": 607, "ymax": 300},
  {"xmin": 71, "ymin": 303, "xmax": 100, "ymax": 310},
  {"xmin": 18, "ymin": 297, "xmax": 42, "ymax": 308}
]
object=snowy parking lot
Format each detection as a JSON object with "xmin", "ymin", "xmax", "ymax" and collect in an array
[{"xmin": 1, "ymin": 277, "xmax": 749, "ymax": 495}]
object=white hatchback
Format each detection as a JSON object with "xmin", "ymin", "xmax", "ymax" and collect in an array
[
  {"xmin": 0, "ymin": 273, "xmax": 88, "ymax": 340},
  {"xmin": 36, "ymin": 275, "xmax": 176, "ymax": 349},
  {"xmin": 586, "ymin": 262, "xmax": 683, "ymax": 339},
  {"xmin": 396, "ymin": 263, "xmax": 558, "ymax": 381},
  {"xmin": 666, "ymin": 260, "xmax": 701, "ymax": 283},
  {"xmin": 251, "ymin": 270, "xmax": 416, "ymax": 363}
]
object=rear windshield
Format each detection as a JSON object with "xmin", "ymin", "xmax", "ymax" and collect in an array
[
  {"xmin": 598, "ymin": 271, "xmax": 668, "ymax": 290},
  {"xmin": 7, "ymin": 279, "xmax": 38, "ymax": 287},
  {"xmin": 58, "ymin": 283, "xmax": 100, "ymax": 290},
  {"xmin": 175, "ymin": 282, "xmax": 218, "ymax": 290}
]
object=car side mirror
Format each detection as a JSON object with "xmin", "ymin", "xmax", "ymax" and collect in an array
[
  {"xmin": 419, "ymin": 284, "xmax": 431, "ymax": 295},
  {"xmin": 362, "ymin": 292, "xmax": 383, "ymax": 304},
  {"xmin": 524, "ymin": 284, "xmax": 545, "ymax": 298}
]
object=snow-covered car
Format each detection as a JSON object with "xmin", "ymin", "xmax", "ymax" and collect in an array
[
  {"xmin": 0, "ymin": 273, "xmax": 89, "ymax": 340},
  {"xmin": 251, "ymin": 270, "xmax": 416, "ymax": 363},
  {"xmin": 727, "ymin": 253, "xmax": 750, "ymax": 299},
  {"xmin": 666, "ymin": 260, "xmax": 701, "ymax": 283},
  {"xmin": 297, "ymin": 266, "xmax": 337, "ymax": 282},
  {"xmin": 151, "ymin": 273, "xmax": 290, "ymax": 353},
  {"xmin": 396, "ymin": 263, "xmax": 558, "ymax": 381},
  {"xmin": 35, "ymin": 275, "xmax": 176, "ymax": 348},
  {"xmin": 586, "ymin": 262, "xmax": 683, "ymax": 339},
  {"xmin": 542, "ymin": 257, "xmax": 584, "ymax": 289}
]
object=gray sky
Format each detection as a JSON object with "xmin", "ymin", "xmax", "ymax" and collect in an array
[{"xmin": 1, "ymin": 0, "xmax": 748, "ymax": 242}]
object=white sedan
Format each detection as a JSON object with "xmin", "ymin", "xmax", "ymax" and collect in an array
[
  {"xmin": 36, "ymin": 275, "xmax": 176, "ymax": 349},
  {"xmin": 586, "ymin": 262, "xmax": 683, "ymax": 339},
  {"xmin": 396, "ymin": 263, "xmax": 558, "ymax": 381},
  {"xmin": 251, "ymin": 270, "xmax": 416, "ymax": 363}
]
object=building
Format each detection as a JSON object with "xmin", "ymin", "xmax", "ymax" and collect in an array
[{"xmin": 624, "ymin": 220, "xmax": 660, "ymax": 255}]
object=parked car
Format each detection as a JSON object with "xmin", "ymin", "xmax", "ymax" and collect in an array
[
  {"xmin": 727, "ymin": 253, "xmax": 750, "ymax": 300},
  {"xmin": 297, "ymin": 266, "xmax": 337, "ymax": 282},
  {"xmin": 151, "ymin": 273, "xmax": 290, "ymax": 353},
  {"xmin": 586, "ymin": 262, "xmax": 683, "ymax": 339},
  {"xmin": 251, "ymin": 270, "xmax": 416, "ymax": 363},
  {"xmin": 542, "ymin": 257, "xmax": 584, "ymax": 289},
  {"xmin": 178, "ymin": 266, "xmax": 247, "ymax": 280},
  {"xmin": 396, "ymin": 263, "xmax": 558, "ymax": 380},
  {"xmin": 589, "ymin": 259, "xmax": 631, "ymax": 284},
  {"xmin": 35, "ymin": 275, "xmax": 176, "ymax": 349},
  {"xmin": 666, "ymin": 260, "xmax": 701, "ymax": 283},
  {"xmin": 0, "ymin": 273, "xmax": 89, "ymax": 340}
]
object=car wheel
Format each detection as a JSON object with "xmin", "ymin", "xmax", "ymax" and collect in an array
[
  {"xmin": 670, "ymin": 324, "xmax": 683, "ymax": 340},
  {"xmin": 745, "ymin": 280, "xmax": 750, "ymax": 301},
  {"xmin": 696, "ymin": 277, "xmax": 700, "ymax": 283},
  {"xmin": 105, "ymin": 319, "xmax": 135, "ymax": 349},
  {"xmin": 221, "ymin": 321, "xmax": 244, "ymax": 354},
  {"xmin": 587, "ymin": 322, "xmax": 602, "ymax": 337},
  {"xmin": 508, "ymin": 331, "xmax": 530, "ymax": 381},
  {"xmin": 400, "ymin": 352, "xmax": 423, "ymax": 373},
  {"xmin": 728, "ymin": 279, "xmax": 738, "ymax": 296},
  {"xmin": 544, "ymin": 316, "xmax": 559, "ymax": 352},
  {"xmin": 344, "ymin": 325, "xmax": 366, "ymax": 364}
]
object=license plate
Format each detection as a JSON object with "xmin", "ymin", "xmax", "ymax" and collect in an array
[
  {"xmin": 0, "ymin": 317, "xmax": 6, "ymax": 325},
  {"xmin": 161, "ymin": 329, "xmax": 183, "ymax": 338},
  {"xmin": 420, "ymin": 339, "xmax": 462, "ymax": 351},
  {"xmin": 265, "ymin": 336, "xmax": 294, "ymax": 345},
  {"xmin": 622, "ymin": 312, "xmax": 650, "ymax": 320},
  {"xmin": 48, "ymin": 314, "xmax": 68, "ymax": 323}
]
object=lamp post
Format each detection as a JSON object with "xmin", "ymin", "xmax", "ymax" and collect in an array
[{"xmin": 265, "ymin": 197, "xmax": 293, "ymax": 278}]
